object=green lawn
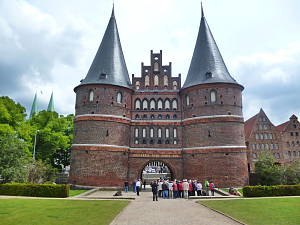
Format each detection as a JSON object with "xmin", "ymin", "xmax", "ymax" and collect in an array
[
  {"xmin": 199, "ymin": 197, "xmax": 300, "ymax": 225},
  {"xmin": 69, "ymin": 189, "xmax": 88, "ymax": 197},
  {"xmin": 0, "ymin": 199, "xmax": 129, "ymax": 225}
]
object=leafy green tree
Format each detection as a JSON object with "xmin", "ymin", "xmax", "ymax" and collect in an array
[
  {"xmin": 27, "ymin": 160, "xmax": 57, "ymax": 183},
  {"xmin": 30, "ymin": 111, "xmax": 74, "ymax": 170},
  {"xmin": 255, "ymin": 152, "xmax": 284, "ymax": 185},
  {"xmin": 0, "ymin": 133, "xmax": 30, "ymax": 183},
  {"xmin": 283, "ymin": 161, "xmax": 300, "ymax": 185},
  {"xmin": 0, "ymin": 96, "xmax": 26, "ymax": 128}
]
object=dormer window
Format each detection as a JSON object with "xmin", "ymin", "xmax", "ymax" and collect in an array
[
  {"xmin": 99, "ymin": 73, "xmax": 107, "ymax": 79},
  {"xmin": 205, "ymin": 72, "xmax": 212, "ymax": 79}
]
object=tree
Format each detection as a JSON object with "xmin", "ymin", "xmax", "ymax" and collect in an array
[
  {"xmin": 255, "ymin": 152, "xmax": 284, "ymax": 185},
  {"xmin": 0, "ymin": 133, "xmax": 30, "ymax": 183},
  {"xmin": 29, "ymin": 111, "xmax": 74, "ymax": 170},
  {"xmin": 283, "ymin": 161, "xmax": 300, "ymax": 185},
  {"xmin": 27, "ymin": 160, "xmax": 57, "ymax": 183},
  {"xmin": 0, "ymin": 96, "xmax": 26, "ymax": 128}
]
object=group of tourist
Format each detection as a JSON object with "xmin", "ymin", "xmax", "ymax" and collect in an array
[{"xmin": 125, "ymin": 179, "xmax": 216, "ymax": 201}]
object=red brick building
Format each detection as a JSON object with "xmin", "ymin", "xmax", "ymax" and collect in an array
[
  {"xmin": 69, "ymin": 6, "xmax": 249, "ymax": 187},
  {"xmin": 245, "ymin": 109, "xmax": 300, "ymax": 172}
]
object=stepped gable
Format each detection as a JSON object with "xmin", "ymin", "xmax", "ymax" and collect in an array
[
  {"xmin": 77, "ymin": 7, "xmax": 131, "ymax": 89},
  {"xmin": 182, "ymin": 4, "xmax": 241, "ymax": 89}
]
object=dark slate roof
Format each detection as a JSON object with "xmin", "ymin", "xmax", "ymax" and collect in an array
[
  {"xmin": 77, "ymin": 7, "xmax": 132, "ymax": 89},
  {"xmin": 182, "ymin": 5, "xmax": 242, "ymax": 89}
]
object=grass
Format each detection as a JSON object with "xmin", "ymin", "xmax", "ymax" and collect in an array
[
  {"xmin": 199, "ymin": 197, "xmax": 300, "ymax": 225},
  {"xmin": 0, "ymin": 199, "xmax": 129, "ymax": 225},
  {"xmin": 69, "ymin": 189, "xmax": 89, "ymax": 197}
]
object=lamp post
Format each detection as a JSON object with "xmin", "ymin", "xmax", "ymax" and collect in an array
[{"xmin": 33, "ymin": 130, "xmax": 39, "ymax": 161}]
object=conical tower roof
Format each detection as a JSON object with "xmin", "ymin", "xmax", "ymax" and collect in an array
[
  {"xmin": 30, "ymin": 93, "xmax": 38, "ymax": 118},
  {"xmin": 182, "ymin": 4, "xmax": 241, "ymax": 89},
  {"xmin": 77, "ymin": 7, "xmax": 131, "ymax": 89},
  {"xmin": 47, "ymin": 92, "xmax": 55, "ymax": 112}
]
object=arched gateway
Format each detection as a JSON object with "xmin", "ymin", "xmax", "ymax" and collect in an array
[{"xmin": 69, "ymin": 6, "xmax": 249, "ymax": 188}]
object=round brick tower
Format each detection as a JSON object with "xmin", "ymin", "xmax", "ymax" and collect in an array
[
  {"xmin": 69, "ymin": 8, "xmax": 132, "ymax": 187},
  {"xmin": 180, "ymin": 5, "xmax": 248, "ymax": 186}
]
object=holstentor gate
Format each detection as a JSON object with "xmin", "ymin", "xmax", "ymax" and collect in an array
[{"xmin": 69, "ymin": 6, "xmax": 249, "ymax": 187}]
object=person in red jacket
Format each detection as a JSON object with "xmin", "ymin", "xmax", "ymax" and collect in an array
[
  {"xmin": 188, "ymin": 180, "xmax": 193, "ymax": 197},
  {"xmin": 178, "ymin": 181, "xmax": 183, "ymax": 198},
  {"xmin": 172, "ymin": 182, "xmax": 178, "ymax": 198},
  {"xmin": 209, "ymin": 181, "xmax": 216, "ymax": 196}
]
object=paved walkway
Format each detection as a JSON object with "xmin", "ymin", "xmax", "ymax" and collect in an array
[{"xmin": 108, "ymin": 191, "xmax": 241, "ymax": 225}]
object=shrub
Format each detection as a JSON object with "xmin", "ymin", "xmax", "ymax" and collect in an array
[
  {"xmin": 0, "ymin": 183, "xmax": 69, "ymax": 198},
  {"xmin": 243, "ymin": 184, "xmax": 300, "ymax": 197}
]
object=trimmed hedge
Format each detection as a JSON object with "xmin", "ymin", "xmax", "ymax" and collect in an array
[
  {"xmin": 243, "ymin": 184, "xmax": 300, "ymax": 197},
  {"xmin": 0, "ymin": 183, "xmax": 69, "ymax": 198}
]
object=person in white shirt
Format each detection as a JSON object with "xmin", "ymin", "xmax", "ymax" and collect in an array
[
  {"xmin": 196, "ymin": 181, "xmax": 202, "ymax": 196},
  {"xmin": 135, "ymin": 179, "xmax": 141, "ymax": 196}
]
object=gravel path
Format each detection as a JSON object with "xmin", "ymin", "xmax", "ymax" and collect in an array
[{"xmin": 109, "ymin": 191, "xmax": 241, "ymax": 225}]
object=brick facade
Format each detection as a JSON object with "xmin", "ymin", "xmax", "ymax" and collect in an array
[
  {"xmin": 69, "ymin": 51, "xmax": 249, "ymax": 187},
  {"xmin": 245, "ymin": 110, "xmax": 300, "ymax": 172}
]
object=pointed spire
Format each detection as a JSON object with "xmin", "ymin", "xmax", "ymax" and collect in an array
[
  {"xmin": 78, "ymin": 6, "xmax": 132, "ymax": 89},
  {"xmin": 47, "ymin": 92, "xmax": 55, "ymax": 112},
  {"xmin": 182, "ymin": 4, "xmax": 242, "ymax": 89},
  {"xmin": 30, "ymin": 93, "xmax": 38, "ymax": 118}
]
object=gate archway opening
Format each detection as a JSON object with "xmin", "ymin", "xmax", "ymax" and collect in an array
[{"xmin": 141, "ymin": 161, "xmax": 174, "ymax": 186}]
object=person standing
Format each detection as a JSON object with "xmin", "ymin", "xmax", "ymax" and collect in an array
[
  {"xmin": 151, "ymin": 180, "xmax": 158, "ymax": 201},
  {"xmin": 158, "ymin": 180, "xmax": 163, "ymax": 198},
  {"xmin": 162, "ymin": 181, "xmax": 169, "ymax": 199},
  {"xmin": 209, "ymin": 181, "xmax": 216, "ymax": 196},
  {"xmin": 168, "ymin": 181, "xmax": 173, "ymax": 199},
  {"xmin": 196, "ymin": 181, "xmax": 202, "ymax": 196},
  {"xmin": 183, "ymin": 179, "xmax": 189, "ymax": 199},
  {"xmin": 136, "ymin": 179, "xmax": 141, "ymax": 196},
  {"xmin": 124, "ymin": 180, "xmax": 129, "ymax": 193},
  {"xmin": 204, "ymin": 180, "xmax": 209, "ymax": 196},
  {"xmin": 178, "ymin": 181, "xmax": 183, "ymax": 198},
  {"xmin": 132, "ymin": 180, "xmax": 136, "ymax": 193},
  {"xmin": 143, "ymin": 180, "xmax": 146, "ymax": 190},
  {"xmin": 172, "ymin": 181, "xmax": 178, "ymax": 198}
]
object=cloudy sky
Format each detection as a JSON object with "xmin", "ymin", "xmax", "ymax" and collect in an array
[{"xmin": 0, "ymin": 0, "xmax": 299, "ymax": 125}]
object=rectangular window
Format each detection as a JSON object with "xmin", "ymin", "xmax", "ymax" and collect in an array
[{"xmin": 291, "ymin": 132, "xmax": 294, "ymax": 136}]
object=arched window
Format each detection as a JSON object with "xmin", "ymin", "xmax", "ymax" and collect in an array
[
  {"xmin": 142, "ymin": 128, "xmax": 146, "ymax": 138},
  {"xmin": 89, "ymin": 90, "xmax": 94, "ymax": 102},
  {"xmin": 142, "ymin": 99, "xmax": 148, "ymax": 110},
  {"xmin": 135, "ymin": 81, "xmax": 140, "ymax": 90},
  {"xmin": 164, "ymin": 75, "xmax": 168, "ymax": 86},
  {"xmin": 158, "ymin": 114, "xmax": 162, "ymax": 119},
  {"xmin": 135, "ymin": 114, "xmax": 140, "ymax": 119},
  {"xmin": 165, "ymin": 99, "xmax": 170, "ymax": 110},
  {"xmin": 165, "ymin": 128, "xmax": 169, "ymax": 138},
  {"xmin": 210, "ymin": 90, "xmax": 217, "ymax": 103},
  {"xmin": 173, "ymin": 81, "xmax": 178, "ymax": 90},
  {"xmin": 158, "ymin": 99, "xmax": 163, "ymax": 110},
  {"xmin": 145, "ymin": 75, "xmax": 150, "ymax": 87},
  {"xmin": 150, "ymin": 99, "xmax": 156, "ymax": 110},
  {"xmin": 166, "ymin": 114, "xmax": 170, "ymax": 119},
  {"xmin": 172, "ymin": 99, "xmax": 177, "ymax": 110},
  {"xmin": 150, "ymin": 128, "xmax": 154, "ymax": 138},
  {"xmin": 135, "ymin": 128, "xmax": 139, "ymax": 138},
  {"xmin": 154, "ymin": 62, "xmax": 159, "ymax": 71},
  {"xmin": 265, "ymin": 144, "xmax": 269, "ymax": 150},
  {"xmin": 135, "ymin": 99, "xmax": 141, "ymax": 110},
  {"xmin": 186, "ymin": 95, "xmax": 190, "ymax": 106},
  {"xmin": 150, "ymin": 114, "xmax": 155, "ymax": 119},
  {"xmin": 154, "ymin": 75, "xmax": 159, "ymax": 86},
  {"xmin": 173, "ymin": 128, "xmax": 177, "ymax": 138},
  {"xmin": 158, "ymin": 128, "xmax": 162, "ymax": 138},
  {"xmin": 117, "ymin": 92, "xmax": 122, "ymax": 103}
]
